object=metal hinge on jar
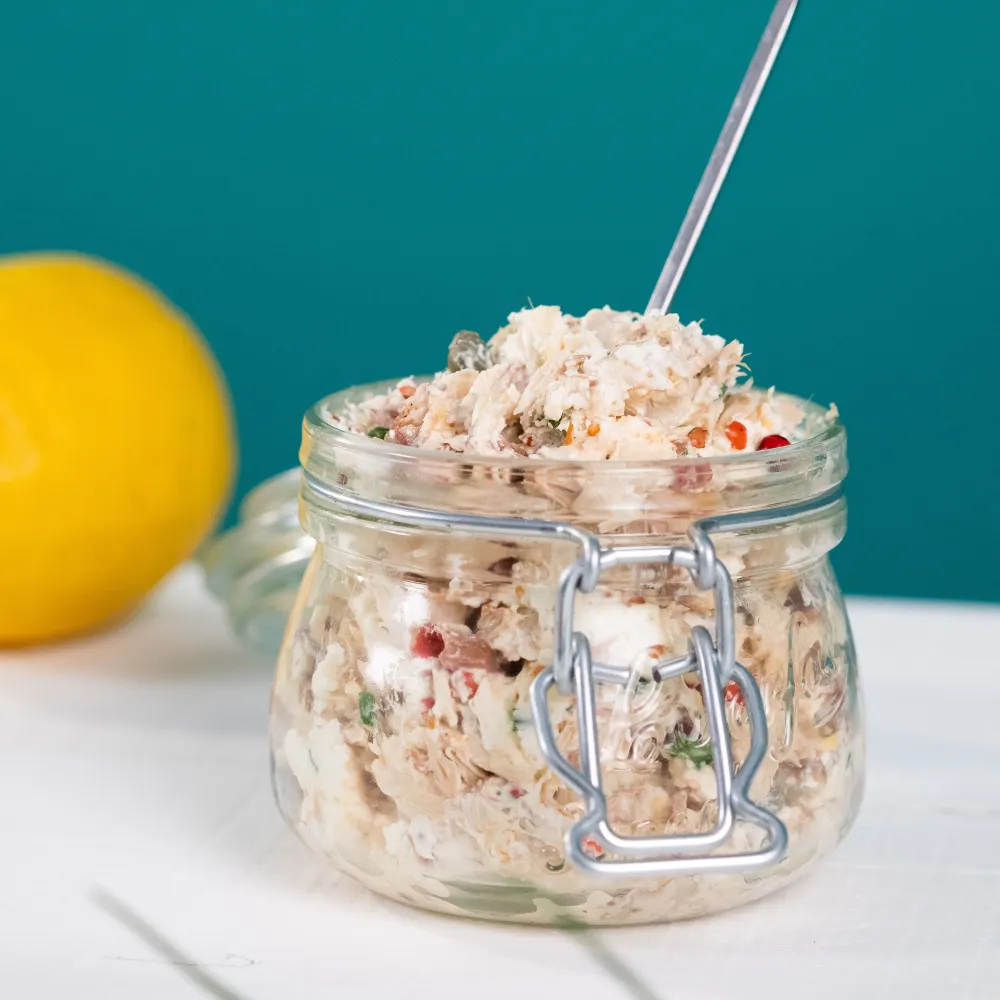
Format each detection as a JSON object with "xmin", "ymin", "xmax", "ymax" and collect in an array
[
  {"xmin": 531, "ymin": 524, "xmax": 786, "ymax": 878},
  {"xmin": 303, "ymin": 470, "xmax": 842, "ymax": 879}
]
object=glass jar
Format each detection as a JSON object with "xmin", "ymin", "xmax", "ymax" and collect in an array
[{"xmin": 267, "ymin": 381, "xmax": 864, "ymax": 926}]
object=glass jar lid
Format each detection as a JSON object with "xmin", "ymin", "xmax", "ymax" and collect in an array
[{"xmin": 198, "ymin": 468, "xmax": 313, "ymax": 655}]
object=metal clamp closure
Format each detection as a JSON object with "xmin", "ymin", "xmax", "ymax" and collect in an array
[{"xmin": 531, "ymin": 531, "xmax": 786, "ymax": 877}]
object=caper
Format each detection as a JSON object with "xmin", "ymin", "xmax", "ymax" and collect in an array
[{"xmin": 447, "ymin": 329, "xmax": 491, "ymax": 372}]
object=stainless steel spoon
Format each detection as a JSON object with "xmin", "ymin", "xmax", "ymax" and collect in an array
[{"xmin": 646, "ymin": 0, "xmax": 799, "ymax": 315}]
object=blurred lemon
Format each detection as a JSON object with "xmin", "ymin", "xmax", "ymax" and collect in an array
[{"xmin": 0, "ymin": 253, "xmax": 236, "ymax": 645}]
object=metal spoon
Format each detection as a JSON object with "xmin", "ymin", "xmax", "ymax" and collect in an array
[{"xmin": 646, "ymin": 0, "xmax": 799, "ymax": 315}]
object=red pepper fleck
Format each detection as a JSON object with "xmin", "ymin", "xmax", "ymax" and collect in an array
[
  {"xmin": 687, "ymin": 426, "xmax": 708, "ymax": 449},
  {"xmin": 420, "ymin": 696, "xmax": 436, "ymax": 713},
  {"xmin": 412, "ymin": 624, "xmax": 445, "ymax": 658},
  {"xmin": 510, "ymin": 786, "xmax": 526, "ymax": 799},
  {"xmin": 451, "ymin": 669, "xmax": 480, "ymax": 702},
  {"xmin": 399, "ymin": 384, "xmax": 416, "ymax": 399},
  {"xmin": 725, "ymin": 421, "xmax": 748, "ymax": 451},
  {"xmin": 581, "ymin": 836, "xmax": 605, "ymax": 858},
  {"xmin": 725, "ymin": 681, "xmax": 745, "ymax": 707},
  {"xmin": 414, "ymin": 624, "xmax": 498, "ymax": 671},
  {"xmin": 757, "ymin": 434, "xmax": 790, "ymax": 450}
]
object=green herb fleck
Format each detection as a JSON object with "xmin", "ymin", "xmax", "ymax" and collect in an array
[
  {"xmin": 548, "ymin": 418, "xmax": 562, "ymax": 428},
  {"xmin": 367, "ymin": 426, "xmax": 390, "ymax": 439},
  {"xmin": 719, "ymin": 383, "xmax": 729, "ymax": 398},
  {"xmin": 359, "ymin": 690, "xmax": 377, "ymax": 727},
  {"xmin": 508, "ymin": 706, "xmax": 518, "ymax": 732},
  {"xmin": 666, "ymin": 734, "xmax": 713, "ymax": 769}
]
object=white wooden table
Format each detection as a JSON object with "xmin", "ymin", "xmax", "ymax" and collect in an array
[{"xmin": 2, "ymin": 566, "xmax": 998, "ymax": 999}]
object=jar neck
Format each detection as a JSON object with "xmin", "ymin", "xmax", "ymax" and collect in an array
[{"xmin": 301, "ymin": 382, "xmax": 847, "ymax": 539}]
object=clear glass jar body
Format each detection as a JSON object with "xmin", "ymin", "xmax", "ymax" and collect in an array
[{"xmin": 270, "ymin": 384, "xmax": 864, "ymax": 926}]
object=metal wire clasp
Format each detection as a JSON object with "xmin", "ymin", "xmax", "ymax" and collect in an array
[
  {"xmin": 303, "ymin": 470, "xmax": 843, "ymax": 879},
  {"xmin": 529, "ymin": 522, "xmax": 790, "ymax": 878}
]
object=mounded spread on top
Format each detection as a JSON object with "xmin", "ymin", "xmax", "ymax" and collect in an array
[{"xmin": 342, "ymin": 306, "xmax": 817, "ymax": 459}]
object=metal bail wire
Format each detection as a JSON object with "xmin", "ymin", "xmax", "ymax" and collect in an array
[
  {"xmin": 303, "ymin": 470, "xmax": 842, "ymax": 879},
  {"xmin": 530, "ymin": 530, "xmax": 789, "ymax": 877}
]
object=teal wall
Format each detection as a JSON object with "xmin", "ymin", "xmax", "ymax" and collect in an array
[{"xmin": 2, "ymin": 1, "xmax": 998, "ymax": 601}]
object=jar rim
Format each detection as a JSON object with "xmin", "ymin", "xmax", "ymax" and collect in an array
[
  {"xmin": 300, "ymin": 379, "xmax": 847, "ymax": 526},
  {"xmin": 304, "ymin": 378, "xmax": 845, "ymax": 475}
]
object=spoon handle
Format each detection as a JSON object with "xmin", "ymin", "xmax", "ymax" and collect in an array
[{"xmin": 646, "ymin": 0, "xmax": 799, "ymax": 315}]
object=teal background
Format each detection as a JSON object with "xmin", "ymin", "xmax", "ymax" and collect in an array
[{"xmin": 1, "ymin": 1, "xmax": 998, "ymax": 601}]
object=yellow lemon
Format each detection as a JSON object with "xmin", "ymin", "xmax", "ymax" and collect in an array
[{"xmin": 0, "ymin": 253, "xmax": 236, "ymax": 645}]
